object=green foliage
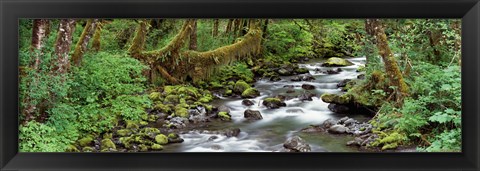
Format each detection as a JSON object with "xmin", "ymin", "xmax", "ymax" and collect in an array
[
  {"xmin": 264, "ymin": 20, "xmax": 314, "ymax": 61},
  {"xmin": 19, "ymin": 121, "xmax": 71, "ymax": 152}
]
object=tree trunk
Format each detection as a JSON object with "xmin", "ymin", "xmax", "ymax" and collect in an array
[
  {"xmin": 233, "ymin": 19, "xmax": 241, "ymax": 36},
  {"xmin": 53, "ymin": 19, "xmax": 76, "ymax": 74},
  {"xmin": 240, "ymin": 19, "xmax": 248, "ymax": 36},
  {"xmin": 225, "ymin": 19, "xmax": 233, "ymax": 34},
  {"xmin": 189, "ymin": 20, "xmax": 198, "ymax": 50},
  {"xmin": 366, "ymin": 19, "xmax": 409, "ymax": 101},
  {"xmin": 129, "ymin": 19, "xmax": 263, "ymax": 83},
  {"xmin": 262, "ymin": 19, "xmax": 269, "ymax": 41},
  {"xmin": 30, "ymin": 19, "xmax": 50, "ymax": 70},
  {"xmin": 212, "ymin": 19, "xmax": 219, "ymax": 37},
  {"xmin": 71, "ymin": 19, "xmax": 98, "ymax": 66},
  {"xmin": 91, "ymin": 20, "xmax": 103, "ymax": 52}
]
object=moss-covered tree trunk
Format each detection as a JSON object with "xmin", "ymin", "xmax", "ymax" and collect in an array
[
  {"xmin": 366, "ymin": 19, "xmax": 409, "ymax": 102},
  {"xmin": 53, "ymin": 19, "xmax": 76, "ymax": 74},
  {"xmin": 129, "ymin": 19, "xmax": 263, "ymax": 84},
  {"xmin": 71, "ymin": 19, "xmax": 98, "ymax": 66},
  {"xmin": 233, "ymin": 19, "xmax": 241, "ymax": 36},
  {"xmin": 91, "ymin": 20, "xmax": 103, "ymax": 52},
  {"xmin": 212, "ymin": 19, "xmax": 219, "ymax": 37},
  {"xmin": 189, "ymin": 20, "xmax": 198, "ymax": 50}
]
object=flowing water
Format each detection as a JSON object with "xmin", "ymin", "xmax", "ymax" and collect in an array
[{"xmin": 164, "ymin": 57, "xmax": 368, "ymax": 152}]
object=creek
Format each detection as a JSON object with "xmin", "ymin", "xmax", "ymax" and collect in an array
[{"xmin": 164, "ymin": 56, "xmax": 368, "ymax": 152}]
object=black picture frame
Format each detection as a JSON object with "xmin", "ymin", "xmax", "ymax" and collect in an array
[{"xmin": 1, "ymin": 0, "xmax": 479, "ymax": 170}]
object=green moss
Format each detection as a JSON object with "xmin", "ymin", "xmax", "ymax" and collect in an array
[
  {"xmin": 168, "ymin": 133, "xmax": 179, "ymax": 139},
  {"xmin": 101, "ymin": 139, "xmax": 116, "ymax": 150},
  {"xmin": 154, "ymin": 103, "xmax": 171, "ymax": 113},
  {"xmin": 295, "ymin": 67, "xmax": 309, "ymax": 74},
  {"xmin": 141, "ymin": 127, "xmax": 160, "ymax": 135},
  {"xmin": 233, "ymin": 80, "xmax": 251, "ymax": 94},
  {"xmin": 148, "ymin": 115, "xmax": 158, "ymax": 122},
  {"xmin": 320, "ymin": 93, "xmax": 352, "ymax": 104},
  {"xmin": 218, "ymin": 112, "xmax": 231, "ymax": 121},
  {"xmin": 382, "ymin": 143, "xmax": 398, "ymax": 150},
  {"xmin": 263, "ymin": 98, "xmax": 282, "ymax": 103},
  {"xmin": 138, "ymin": 144, "xmax": 149, "ymax": 152},
  {"xmin": 224, "ymin": 89, "xmax": 233, "ymax": 96},
  {"xmin": 357, "ymin": 65, "xmax": 366, "ymax": 72},
  {"xmin": 164, "ymin": 95, "xmax": 179, "ymax": 104},
  {"xmin": 210, "ymin": 81, "xmax": 224, "ymax": 89},
  {"xmin": 151, "ymin": 144, "xmax": 164, "ymax": 150},
  {"xmin": 119, "ymin": 137, "xmax": 133, "ymax": 148},
  {"xmin": 117, "ymin": 129, "xmax": 132, "ymax": 137},
  {"xmin": 103, "ymin": 133, "xmax": 113, "ymax": 139},
  {"xmin": 155, "ymin": 134, "xmax": 169, "ymax": 145},
  {"xmin": 126, "ymin": 120, "xmax": 139, "ymax": 129},
  {"xmin": 198, "ymin": 93, "xmax": 213, "ymax": 103},
  {"xmin": 78, "ymin": 136, "xmax": 94, "ymax": 147},
  {"xmin": 177, "ymin": 86, "xmax": 200, "ymax": 98},
  {"xmin": 66, "ymin": 145, "xmax": 80, "ymax": 152},
  {"xmin": 134, "ymin": 135, "xmax": 145, "ymax": 144},
  {"xmin": 163, "ymin": 85, "xmax": 177, "ymax": 95},
  {"xmin": 149, "ymin": 92, "xmax": 162, "ymax": 101},
  {"xmin": 241, "ymin": 88, "xmax": 260, "ymax": 98},
  {"xmin": 174, "ymin": 106, "xmax": 189, "ymax": 118},
  {"xmin": 82, "ymin": 146, "xmax": 94, "ymax": 152},
  {"xmin": 139, "ymin": 121, "xmax": 148, "ymax": 126}
]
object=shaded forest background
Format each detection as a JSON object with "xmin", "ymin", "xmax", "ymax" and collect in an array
[{"xmin": 18, "ymin": 19, "xmax": 461, "ymax": 152}]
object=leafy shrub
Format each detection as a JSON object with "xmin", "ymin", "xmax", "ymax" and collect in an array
[
  {"xmin": 19, "ymin": 121, "xmax": 71, "ymax": 152},
  {"xmin": 264, "ymin": 20, "xmax": 314, "ymax": 61}
]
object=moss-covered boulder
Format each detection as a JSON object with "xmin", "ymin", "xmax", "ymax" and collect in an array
[
  {"xmin": 119, "ymin": 137, "xmax": 133, "ymax": 148},
  {"xmin": 151, "ymin": 144, "xmax": 164, "ymax": 150},
  {"xmin": 155, "ymin": 134, "xmax": 169, "ymax": 145},
  {"xmin": 241, "ymin": 88, "xmax": 260, "ymax": 98},
  {"xmin": 164, "ymin": 95, "xmax": 180, "ymax": 104},
  {"xmin": 197, "ymin": 94, "xmax": 213, "ymax": 103},
  {"xmin": 149, "ymin": 92, "xmax": 161, "ymax": 101},
  {"xmin": 78, "ymin": 136, "xmax": 94, "ymax": 147},
  {"xmin": 66, "ymin": 145, "xmax": 80, "ymax": 152},
  {"xmin": 138, "ymin": 144, "xmax": 149, "ymax": 152},
  {"xmin": 174, "ymin": 104, "xmax": 189, "ymax": 118},
  {"xmin": 82, "ymin": 146, "xmax": 95, "ymax": 152},
  {"xmin": 218, "ymin": 112, "xmax": 232, "ymax": 121},
  {"xmin": 125, "ymin": 120, "xmax": 139, "ymax": 129},
  {"xmin": 321, "ymin": 57, "xmax": 354, "ymax": 67},
  {"xmin": 262, "ymin": 98, "xmax": 286, "ymax": 109},
  {"xmin": 320, "ymin": 93, "xmax": 352, "ymax": 104},
  {"xmin": 163, "ymin": 85, "xmax": 177, "ymax": 95},
  {"xmin": 233, "ymin": 80, "xmax": 251, "ymax": 94},
  {"xmin": 141, "ymin": 127, "xmax": 160, "ymax": 136},
  {"xmin": 154, "ymin": 103, "xmax": 171, "ymax": 113},
  {"xmin": 295, "ymin": 67, "xmax": 310, "ymax": 74},
  {"xmin": 101, "ymin": 139, "xmax": 116, "ymax": 151}
]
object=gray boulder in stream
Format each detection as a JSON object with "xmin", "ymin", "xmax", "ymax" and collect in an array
[
  {"xmin": 328, "ymin": 124, "xmax": 348, "ymax": 134},
  {"xmin": 321, "ymin": 57, "xmax": 354, "ymax": 67},
  {"xmin": 283, "ymin": 136, "xmax": 311, "ymax": 152},
  {"xmin": 301, "ymin": 84, "xmax": 316, "ymax": 90},
  {"xmin": 244, "ymin": 109, "xmax": 263, "ymax": 120}
]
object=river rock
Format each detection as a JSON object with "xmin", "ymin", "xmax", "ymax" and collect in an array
[
  {"xmin": 300, "ymin": 125, "xmax": 325, "ymax": 133},
  {"xmin": 224, "ymin": 128, "xmax": 241, "ymax": 137},
  {"xmin": 298, "ymin": 93, "xmax": 316, "ymax": 101},
  {"xmin": 242, "ymin": 99, "xmax": 255, "ymax": 106},
  {"xmin": 262, "ymin": 98, "xmax": 286, "ymax": 109},
  {"xmin": 321, "ymin": 57, "xmax": 354, "ymax": 67},
  {"xmin": 301, "ymin": 84, "xmax": 315, "ymax": 90},
  {"xmin": 218, "ymin": 105, "xmax": 231, "ymax": 114},
  {"xmin": 323, "ymin": 68, "xmax": 342, "ymax": 74},
  {"xmin": 286, "ymin": 108, "xmax": 304, "ymax": 113},
  {"xmin": 277, "ymin": 68, "xmax": 292, "ymax": 76},
  {"xmin": 343, "ymin": 118, "xmax": 356, "ymax": 126},
  {"xmin": 322, "ymin": 118, "xmax": 336, "ymax": 129},
  {"xmin": 328, "ymin": 124, "xmax": 348, "ymax": 134},
  {"xmin": 207, "ymin": 135, "xmax": 219, "ymax": 141},
  {"xmin": 328, "ymin": 103, "xmax": 350, "ymax": 113},
  {"xmin": 167, "ymin": 133, "xmax": 184, "ymax": 143},
  {"xmin": 283, "ymin": 136, "xmax": 311, "ymax": 152},
  {"xmin": 295, "ymin": 67, "xmax": 310, "ymax": 74},
  {"xmin": 211, "ymin": 144, "xmax": 223, "ymax": 150},
  {"xmin": 357, "ymin": 74, "xmax": 365, "ymax": 79},
  {"xmin": 167, "ymin": 117, "xmax": 187, "ymax": 129},
  {"xmin": 241, "ymin": 88, "xmax": 260, "ymax": 98},
  {"xmin": 283, "ymin": 85, "xmax": 295, "ymax": 88},
  {"xmin": 244, "ymin": 109, "xmax": 263, "ymax": 120},
  {"xmin": 270, "ymin": 75, "xmax": 282, "ymax": 82},
  {"xmin": 337, "ymin": 79, "xmax": 352, "ymax": 88},
  {"xmin": 291, "ymin": 74, "xmax": 315, "ymax": 82}
]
